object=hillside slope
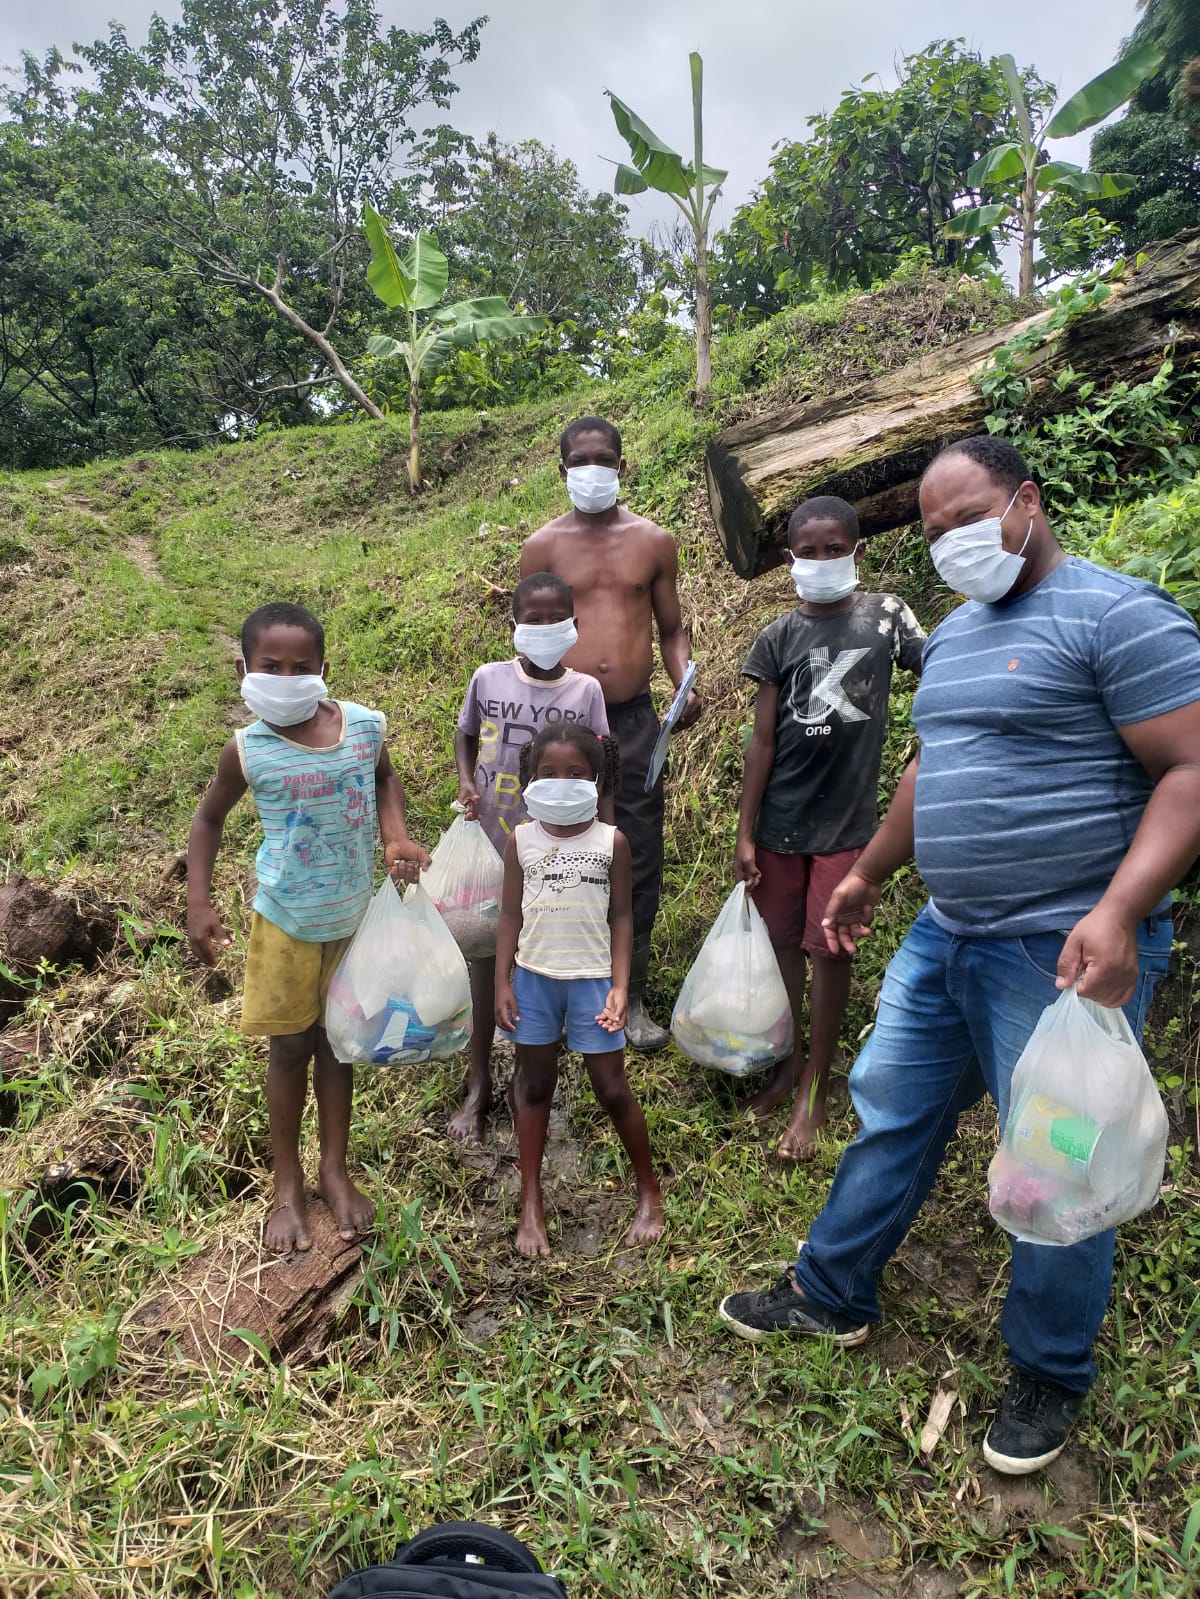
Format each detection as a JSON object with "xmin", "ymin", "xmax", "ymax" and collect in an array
[{"xmin": 2, "ymin": 274, "xmax": 1198, "ymax": 1599}]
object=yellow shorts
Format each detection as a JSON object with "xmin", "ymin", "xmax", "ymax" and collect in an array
[{"xmin": 240, "ymin": 913, "xmax": 352, "ymax": 1036}]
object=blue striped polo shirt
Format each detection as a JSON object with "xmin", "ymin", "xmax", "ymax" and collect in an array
[
  {"xmin": 913, "ymin": 557, "xmax": 1200, "ymax": 937},
  {"xmin": 236, "ymin": 701, "xmax": 386, "ymax": 942}
]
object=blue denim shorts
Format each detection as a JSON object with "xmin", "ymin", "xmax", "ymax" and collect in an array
[{"xmin": 511, "ymin": 966, "xmax": 625, "ymax": 1054}]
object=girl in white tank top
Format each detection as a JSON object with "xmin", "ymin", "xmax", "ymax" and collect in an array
[{"xmin": 494, "ymin": 724, "xmax": 664, "ymax": 1259}]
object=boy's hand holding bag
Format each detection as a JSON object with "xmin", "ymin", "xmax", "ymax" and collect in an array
[
  {"xmin": 671, "ymin": 882, "xmax": 794, "ymax": 1076},
  {"xmin": 988, "ymin": 984, "xmax": 1169, "ymax": 1246},
  {"xmin": 325, "ymin": 880, "xmax": 471, "ymax": 1065}
]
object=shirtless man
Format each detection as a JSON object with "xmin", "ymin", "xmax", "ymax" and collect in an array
[{"xmin": 520, "ymin": 416, "xmax": 701, "ymax": 1050}]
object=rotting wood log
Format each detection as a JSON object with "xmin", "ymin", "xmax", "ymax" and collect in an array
[
  {"xmin": 0, "ymin": 1025, "xmax": 42, "ymax": 1127},
  {"xmin": 126, "ymin": 1199, "xmax": 362, "ymax": 1368},
  {"xmin": 707, "ymin": 228, "xmax": 1200, "ymax": 578}
]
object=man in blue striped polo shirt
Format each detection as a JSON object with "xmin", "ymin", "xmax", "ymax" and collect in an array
[{"xmin": 718, "ymin": 436, "xmax": 1200, "ymax": 1475}]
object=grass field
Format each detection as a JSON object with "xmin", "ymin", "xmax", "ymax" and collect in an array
[{"xmin": 1, "ymin": 275, "xmax": 1199, "ymax": 1598}]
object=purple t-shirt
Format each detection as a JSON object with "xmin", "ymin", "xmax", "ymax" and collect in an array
[{"xmin": 457, "ymin": 660, "xmax": 610, "ymax": 853}]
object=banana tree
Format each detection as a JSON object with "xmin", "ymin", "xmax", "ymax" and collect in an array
[
  {"xmin": 363, "ymin": 204, "xmax": 546, "ymax": 490},
  {"xmin": 946, "ymin": 46, "xmax": 1164, "ymax": 295},
  {"xmin": 606, "ymin": 53, "xmax": 727, "ymax": 397}
]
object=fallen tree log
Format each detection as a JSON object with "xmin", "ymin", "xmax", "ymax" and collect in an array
[
  {"xmin": 706, "ymin": 229, "xmax": 1200, "ymax": 578},
  {"xmin": 126, "ymin": 1199, "xmax": 362, "ymax": 1368}
]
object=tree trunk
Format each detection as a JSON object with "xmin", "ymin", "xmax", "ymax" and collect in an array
[
  {"xmin": 253, "ymin": 278, "xmax": 384, "ymax": 421},
  {"xmin": 1018, "ymin": 173, "xmax": 1037, "ymax": 299},
  {"xmin": 408, "ymin": 367, "xmax": 422, "ymax": 491},
  {"xmin": 127, "ymin": 1199, "xmax": 362, "ymax": 1368},
  {"xmin": 694, "ymin": 226, "xmax": 713, "ymax": 398},
  {"xmin": 706, "ymin": 228, "xmax": 1200, "ymax": 579}
]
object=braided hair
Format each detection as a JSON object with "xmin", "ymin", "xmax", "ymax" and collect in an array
[{"xmin": 518, "ymin": 723, "xmax": 621, "ymax": 797}]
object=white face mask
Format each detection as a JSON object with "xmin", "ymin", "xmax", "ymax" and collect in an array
[
  {"xmin": 514, "ymin": 618, "xmax": 578, "ymax": 670},
  {"xmin": 523, "ymin": 778, "xmax": 599, "ymax": 825},
  {"xmin": 791, "ymin": 554, "xmax": 859, "ymax": 604},
  {"xmin": 929, "ymin": 488, "xmax": 1034, "ymax": 604},
  {"xmin": 241, "ymin": 671, "xmax": 328, "ymax": 726},
  {"xmin": 565, "ymin": 465, "xmax": 620, "ymax": 514}
]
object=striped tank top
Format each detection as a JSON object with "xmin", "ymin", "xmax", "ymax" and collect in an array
[
  {"xmin": 514, "ymin": 820, "xmax": 615, "ymax": 980},
  {"xmin": 236, "ymin": 701, "xmax": 386, "ymax": 942}
]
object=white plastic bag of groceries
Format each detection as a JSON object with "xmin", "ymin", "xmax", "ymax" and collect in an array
[
  {"xmin": 671, "ymin": 882, "xmax": 794, "ymax": 1077},
  {"xmin": 325, "ymin": 880, "xmax": 471, "ymax": 1065},
  {"xmin": 988, "ymin": 984, "xmax": 1168, "ymax": 1247},
  {"xmin": 421, "ymin": 808, "xmax": 505, "ymax": 960}
]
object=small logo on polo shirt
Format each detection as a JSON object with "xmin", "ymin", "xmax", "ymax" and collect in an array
[{"xmin": 1008, "ymin": 659, "xmax": 1020, "ymax": 671}]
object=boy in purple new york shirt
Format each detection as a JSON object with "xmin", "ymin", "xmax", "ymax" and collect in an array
[{"xmin": 450, "ymin": 573, "xmax": 610, "ymax": 1143}]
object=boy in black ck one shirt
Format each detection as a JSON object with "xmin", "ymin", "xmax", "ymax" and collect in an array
[{"xmin": 735, "ymin": 496, "xmax": 926, "ymax": 1158}]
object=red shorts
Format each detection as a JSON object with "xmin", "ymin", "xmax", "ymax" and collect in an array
[{"xmin": 751, "ymin": 846, "xmax": 863, "ymax": 960}]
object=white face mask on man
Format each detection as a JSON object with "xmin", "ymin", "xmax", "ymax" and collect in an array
[
  {"xmin": 513, "ymin": 618, "xmax": 578, "ymax": 670},
  {"xmin": 565, "ymin": 465, "xmax": 620, "ymax": 514},
  {"xmin": 791, "ymin": 554, "xmax": 859, "ymax": 604},
  {"xmin": 523, "ymin": 778, "xmax": 599, "ymax": 825},
  {"xmin": 241, "ymin": 671, "xmax": 328, "ymax": 726},
  {"xmin": 929, "ymin": 488, "xmax": 1034, "ymax": 604}
]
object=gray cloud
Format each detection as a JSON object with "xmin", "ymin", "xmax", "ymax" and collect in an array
[{"xmin": 3, "ymin": 0, "xmax": 1137, "ymax": 242}]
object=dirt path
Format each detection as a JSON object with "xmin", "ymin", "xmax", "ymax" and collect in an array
[{"xmin": 125, "ymin": 533, "xmax": 165, "ymax": 586}]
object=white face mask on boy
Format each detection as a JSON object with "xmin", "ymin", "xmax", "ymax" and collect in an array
[
  {"xmin": 514, "ymin": 618, "xmax": 578, "ymax": 669},
  {"xmin": 790, "ymin": 554, "xmax": 859, "ymax": 603},
  {"xmin": 241, "ymin": 671, "xmax": 328, "ymax": 726}
]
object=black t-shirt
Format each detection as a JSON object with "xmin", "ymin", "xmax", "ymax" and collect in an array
[{"xmin": 742, "ymin": 591, "xmax": 926, "ymax": 855}]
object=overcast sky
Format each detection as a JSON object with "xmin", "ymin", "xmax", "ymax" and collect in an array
[{"xmin": 2, "ymin": 0, "xmax": 1138, "ymax": 239}]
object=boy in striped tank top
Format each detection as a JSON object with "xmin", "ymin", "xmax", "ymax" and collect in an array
[
  {"xmin": 495, "ymin": 724, "xmax": 664, "ymax": 1257},
  {"xmin": 187, "ymin": 604, "xmax": 430, "ymax": 1254}
]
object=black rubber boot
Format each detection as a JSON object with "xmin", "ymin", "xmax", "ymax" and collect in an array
[{"xmin": 625, "ymin": 931, "xmax": 670, "ymax": 1053}]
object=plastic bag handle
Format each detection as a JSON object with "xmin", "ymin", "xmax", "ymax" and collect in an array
[{"xmin": 729, "ymin": 879, "xmax": 751, "ymax": 931}]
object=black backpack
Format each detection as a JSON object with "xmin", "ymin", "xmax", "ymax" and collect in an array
[{"xmin": 326, "ymin": 1521, "xmax": 568, "ymax": 1598}]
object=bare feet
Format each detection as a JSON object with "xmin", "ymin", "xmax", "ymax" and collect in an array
[
  {"xmin": 777, "ymin": 1100, "xmax": 828, "ymax": 1161},
  {"xmin": 746, "ymin": 1058, "xmax": 801, "ymax": 1120},
  {"xmin": 317, "ymin": 1163, "xmax": 375, "ymax": 1241},
  {"xmin": 623, "ymin": 1191, "xmax": 665, "ymax": 1247},
  {"xmin": 447, "ymin": 1086, "xmax": 489, "ymax": 1145},
  {"xmin": 265, "ymin": 1170, "xmax": 311, "ymax": 1253},
  {"xmin": 515, "ymin": 1197, "xmax": 551, "ymax": 1257}
]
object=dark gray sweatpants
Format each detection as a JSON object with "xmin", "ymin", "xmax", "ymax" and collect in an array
[{"xmin": 607, "ymin": 693, "xmax": 664, "ymax": 942}]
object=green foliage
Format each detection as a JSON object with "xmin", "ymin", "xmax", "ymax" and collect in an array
[
  {"xmin": 1086, "ymin": 113, "xmax": 1200, "ymax": 255},
  {"xmin": 714, "ymin": 41, "xmax": 1041, "ymax": 318},
  {"xmin": 945, "ymin": 47, "xmax": 1164, "ymax": 293},
  {"xmin": 363, "ymin": 209, "xmax": 546, "ymax": 488},
  {"xmin": 4, "ymin": 0, "xmax": 485, "ymax": 432},
  {"xmin": 436, "ymin": 138, "xmax": 643, "ymax": 350},
  {"xmin": 976, "ymin": 271, "xmax": 1200, "ymax": 619},
  {"xmin": 606, "ymin": 52, "xmax": 726, "ymax": 394},
  {"xmin": 1070, "ymin": 474, "xmax": 1200, "ymax": 615}
]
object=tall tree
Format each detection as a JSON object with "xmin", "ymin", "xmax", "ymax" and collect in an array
[
  {"xmin": 437, "ymin": 137, "xmax": 641, "ymax": 349},
  {"xmin": 14, "ymin": 0, "xmax": 484, "ymax": 421},
  {"xmin": 606, "ymin": 53, "xmax": 727, "ymax": 397},
  {"xmin": 947, "ymin": 46, "xmax": 1164, "ymax": 294},
  {"xmin": 714, "ymin": 41, "xmax": 1048, "ymax": 317},
  {"xmin": 363, "ymin": 208, "xmax": 545, "ymax": 490}
]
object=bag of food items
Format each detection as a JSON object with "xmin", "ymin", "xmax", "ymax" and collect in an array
[
  {"xmin": 988, "ymin": 985, "xmax": 1168, "ymax": 1246},
  {"xmin": 421, "ymin": 809, "xmax": 505, "ymax": 961},
  {"xmin": 325, "ymin": 880, "xmax": 471, "ymax": 1065},
  {"xmin": 671, "ymin": 883, "xmax": 793, "ymax": 1076}
]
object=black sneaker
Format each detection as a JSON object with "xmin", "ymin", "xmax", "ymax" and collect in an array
[
  {"xmin": 982, "ymin": 1370, "xmax": 1084, "ymax": 1475},
  {"xmin": 718, "ymin": 1273, "xmax": 870, "ymax": 1345}
]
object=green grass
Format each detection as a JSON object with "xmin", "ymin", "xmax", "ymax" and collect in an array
[{"xmin": 2, "ymin": 272, "xmax": 1199, "ymax": 1597}]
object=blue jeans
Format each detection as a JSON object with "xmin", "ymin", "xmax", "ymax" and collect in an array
[{"xmin": 794, "ymin": 905, "xmax": 1172, "ymax": 1392}]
